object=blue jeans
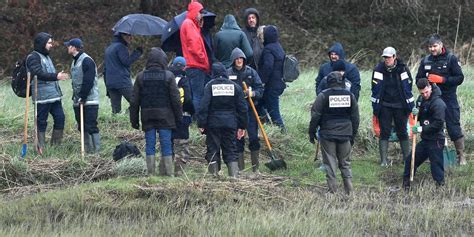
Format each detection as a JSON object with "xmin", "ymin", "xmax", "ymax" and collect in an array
[
  {"xmin": 263, "ymin": 88, "xmax": 285, "ymax": 128},
  {"xmin": 37, "ymin": 100, "xmax": 65, "ymax": 132},
  {"xmin": 145, "ymin": 129, "xmax": 172, "ymax": 156},
  {"xmin": 403, "ymin": 139, "xmax": 445, "ymax": 184},
  {"xmin": 186, "ymin": 68, "xmax": 208, "ymax": 113}
]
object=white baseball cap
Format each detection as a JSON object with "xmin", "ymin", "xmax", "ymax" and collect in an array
[{"xmin": 381, "ymin": 47, "xmax": 396, "ymax": 57}]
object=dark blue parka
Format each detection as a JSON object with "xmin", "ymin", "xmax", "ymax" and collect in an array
[
  {"xmin": 104, "ymin": 33, "xmax": 142, "ymax": 89},
  {"xmin": 315, "ymin": 42, "xmax": 361, "ymax": 100},
  {"xmin": 258, "ymin": 25, "xmax": 286, "ymax": 91},
  {"xmin": 417, "ymin": 85, "xmax": 446, "ymax": 141},
  {"xmin": 371, "ymin": 59, "xmax": 415, "ymax": 115},
  {"xmin": 197, "ymin": 63, "xmax": 248, "ymax": 130},
  {"xmin": 415, "ymin": 48, "xmax": 464, "ymax": 107}
]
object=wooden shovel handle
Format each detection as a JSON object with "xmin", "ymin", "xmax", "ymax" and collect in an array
[
  {"xmin": 23, "ymin": 73, "xmax": 31, "ymax": 145},
  {"xmin": 410, "ymin": 114, "xmax": 418, "ymax": 182}
]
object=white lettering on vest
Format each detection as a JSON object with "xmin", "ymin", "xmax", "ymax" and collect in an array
[
  {"xmin": 229, "ymin": 75, "xmax": 237, "ymax": 80},
  {"xmin": 424, "ymin": 65, "xmax": 431, "ymax": 70},
  {"xmin": 329, "ymin": 95, "xmax": 351, "ymax": 108},
  {"xmin": 212, "ymin": 84, "xmax": 235, "ymax": 96}
]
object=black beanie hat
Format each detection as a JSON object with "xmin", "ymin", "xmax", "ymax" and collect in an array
[
  {"xmin": 211, "ymin": 62, "xmax": 228, "ymax": 79},
  {"xmin": 331, "ymin": 60, "xmax": 346, "ymax": 72},
  {"xmin": 327, "ymin": 71, "xmax": 345, "ymax": 88}
]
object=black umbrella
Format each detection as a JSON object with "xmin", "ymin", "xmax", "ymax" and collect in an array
[
  {"xmin": 113, "ymin": 14, "xmax": 167, "ymax": 36},
  {"xmin": 161, "ymin": 11, "xmax": 216, "ymax": 53}
]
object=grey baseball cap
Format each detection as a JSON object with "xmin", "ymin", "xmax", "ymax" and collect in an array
[{"xmin": 381, "ymin": 47, "xmax": 396, "ymax": 57}]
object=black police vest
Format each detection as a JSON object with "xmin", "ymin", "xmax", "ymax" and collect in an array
[
  {"xmin": 140, "ymin": 69, "xmax": 169, "ymax": 109},
  {"xmin": 321, "ymin": 89, "xmax": 352, "ymax": 124},
  {"xmin": 209, "ymin": 79, "xmax": 238, "ymax": 112},
  {"xmin": 423, "ymin": 53, "xmax": 453, "ymax": 78}
]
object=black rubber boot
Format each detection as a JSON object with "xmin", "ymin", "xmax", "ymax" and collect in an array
[
  {"xmin": 227, "ymin": 161, "xmax": 239, "ymax": 179},
  {"xmin": 327, "ymin": 179, "xmax": 337, "ymax": 193},
  {"xmin": 250, "ymin": 150, "xmax": 260, "ymax": 173},
  {"xmin": 91, "ymin": 133, "xmax": 101, "ymax": 154},
  {"xmin": 237, "ymin": 152, "xmax": 245, "ymax": 171},
  {"xmin": 38, "ymin": 132, "xmax": 46, "ymax": 150},
  {"xmin": 379, "ymin": 140, "xmax": 389, "ymax": 167},
  {"xmin": 400, "ymin": 140, "xmax": 410, "ymax": 162},
  {"xmin": 51, "ymin": 129, "xmax": 63, "ymax": 145},
  {"xmin": 343, "ymin": 178, "xmax": 353, "ymax": 195}
]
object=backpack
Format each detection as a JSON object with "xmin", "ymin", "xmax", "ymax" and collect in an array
[
  {"xmin": 112, "ymin": 141, "xmax": 141, "ymax": 161},
  {"xmin": 282, "ymin": 54, "xmax": 300, "ymax": 83},
  {"xmin": 11, "ymin": 53, "xmax": 34, "ymax": 98}
]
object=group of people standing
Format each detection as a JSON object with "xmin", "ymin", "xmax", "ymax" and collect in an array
[
  {"xmin": 23, "ymin": 1, "xmax": 467, "ymax": 193},
  {"xmin": 310, "ymin": 33, "xmax": 465, "ymax": 194}
]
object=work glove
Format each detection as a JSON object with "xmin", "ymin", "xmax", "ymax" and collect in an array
[
  {"xmin": 412, "ymin": 107, "xmax": 419, "ymax": 116},
  {"xmin": 428, "ymin": 74, "xmax": 445, "ymax": 84},
  {"xmin": 412, "ymin": 125, "xmax": 422, "ymax": 134},
  {"xmin": 309, "ymin": 132, "xmax": 316, "ymax": 144},
  {"xmin": 244, "ymin": 86, "xmax": 253, "ymax": 98},
  {"xmin": 135, "ymin": 46, "xmax": 144, "ymax": 54}
]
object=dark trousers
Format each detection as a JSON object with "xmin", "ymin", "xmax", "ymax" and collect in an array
[
  {"xmin": 444, "ymin": 100, "xmax": 463, "ymax": 141},
  {"xmin": 37, "ymin": 100, "xmax": 65, "ymax": 132},
  {"xmin": 73, "ymin": 105, "xmax": 99, "ymax": 134},
  {"xmin": 237, "ymin": 104, "xmax": 260, "ymax": 152},
  {"xmin": 403, "ymin": 139, "xmax": 445, "ymax": 184},
  {"xmin": 205, "ymin": 128, "xmax": 238, "ymax": 164},
  {"xmin": 320, "ymin": 139, "xmax": 352, "ymax": 182},
  {"xmin": 378, "ymin": 106, "xmax": 409, "ymax": 141},
  {"xmin": 262, "ymin": 88, "xmax": 285, "ymax": 128},
  {"xmin": 108, "ymin": 87, "xmax": 133, "ymax": 114},
  {"xmin": 186, "ymin": 68, "xmax": 209, "ymax": 114}
]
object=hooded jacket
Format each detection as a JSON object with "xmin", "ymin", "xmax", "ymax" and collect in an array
[
  {"xmin": 417, "ymin": 84, "xmax": 446, "ymax": 141},
  {"xmin": 242, "ymin": 8, "xmax": 263, "ymax": 70},
  {"xmin": 180, "ymin": 1, "xmax": 210, "ymax": 73},
  {"xmin": 197, "ymin": 62, "xmax": 248, "ymax": 129},
  {"xmin": 315, "ymin": 42, "xmax": 361, "ymax": 100},
  {"xmin": 214, "ymin": 14, "xmax": 253, "ymax": 68},
  {"xmin": 258, "ymin": 25, "xmax": 286, "ymax": 90},
  {"xmin": 104, "ymin": 33, "xmax": 142, "ymax": 89},
  {"xmin": 130, "ymin": 48, "xmax": 182, "ymax": 131},
  {"xmin": 415, "ymin": 48, "xmax": 464, "ymax": 106},
  {"xmin": 26, "ymin": 32, "xmax": 63, "ymax": 104},
  {"xmin": 227, "ymin": 48, "xmax": 263, "ymax": 100}
]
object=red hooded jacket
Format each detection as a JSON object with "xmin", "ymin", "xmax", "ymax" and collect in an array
[{"xmin": 180, "ymin": 1, "xmax": 210, "ymax": 73}]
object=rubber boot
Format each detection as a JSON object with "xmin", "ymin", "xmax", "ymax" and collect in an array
[
  {"xmin": 161, "ymin": 156, "xmax": 174, "ymax": 176},
  {"xmin": 146, "ymin": 155, "xmax": 156, "ymax": 175},
  {"xmin": 400, "ymin": 140, "xmax": 410, "ymax": 162},
  {"xmin": 227, "ymin": 161, "xmax": 239, "ymax": 179},
  {"xmin": 327, "ymin": 179, "xmax": 337, "ymax": 193},
  {"xmin": 38, "ymin": 132, "xmax": 46, "ymax": 150},
  {"xmin": 454, "ymin": 137, "xmax": 466, "ymax": 165},
  {"xmin": 403, "ymin": 177, "xmax": 411, "ymax": 191},
  {"xmin": 85, "ymin": 134, "xmax": 94, "ymax": 154},
  {"xmin": 343, "ymin": 178, "xmax": 353, "ymax": 195},
  {"xmin": 237, "ymin": 152, "xmax": 245, "ymax": 171},
  {"xmin": 91, "ymin": 133, "xmax": 101, "ymax": 154},
  {"xmin": 379, "ymin": 140, "xmax": 389, "ymax": 167},
  {"xmin": 174, "ymin": 156, "xmax": 184, "ymax": 177},
  {"xmin": 51, "ymin": 129, "xmax": 63, "ymax": 145},
  {"xmin": 208, "ymin": 162, "xmax": 218, "ymax": 176},
  {"xmin": 250, "ymin": 150, "xmax": 260, "ymax": 173}
]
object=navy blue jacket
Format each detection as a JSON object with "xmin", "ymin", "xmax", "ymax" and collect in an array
[
  {"xmin": 415, "ymin": 48, "xmax": 464, "ymax": 107},
  {"xmin": 258, "ymin": 25, "xmax": 286, "ymax": 91},
  {"xmin": 315, "ymin": 42, "xmax": 361, "ymax": 100},
  {"xmin": 104, "ymin": 34, "xmax": 142, "ymax": 89},
  {"xmin": 417, "ymin": 85, "xmax": 446, "ymax": 141}
]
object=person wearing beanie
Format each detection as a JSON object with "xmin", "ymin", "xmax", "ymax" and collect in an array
[
  {"xmin": 26, "ymin": 32, "xmax": 69, "ymax": 151},
  {"xmin": 309, "ymin": 71, "xmax": 359, "ymax": 195},
  {"xmin": 415, "ymin": 34, "xmax": 466, "ymax": 165},
  {"xmin": 227, "ymin": 47, "xmax": 264, "ymax": 173},
  {"xmin": 316, "ymin": 59, "xmax": 352, "ymax": 94},
  {"xmin": 130, "ymin": 47, "xmax": 182, "ymax": 177},
  {"xmin": 169, "ymin": 56, "xmax": 194, "ymax": 176},
  {"xmin": 104, "ymin": 32, "xmax": 143, "ymax": 114},
  {"xmin": 197, "ymin": 62, "xmax": 248, "ymax": 179},
  {"xmin": 65, "ymin": 38, "xmax": 101, "ymax": 154},
  {"xmin": 315, "ymin": 42, "xmax": 361, "ymax": 100},
  {"xmin": 371, "ymin": 47, "xmax": 415, "ymax": 167}
]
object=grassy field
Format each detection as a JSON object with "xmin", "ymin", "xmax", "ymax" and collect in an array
[{"xmin": 0, "ymin": 67, "xmax": 472, "ymax": 236}]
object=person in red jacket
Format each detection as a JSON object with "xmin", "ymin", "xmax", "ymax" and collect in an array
[{"xmin": 180, "ymin": 1, "xmax": 210, "ymax": 113}]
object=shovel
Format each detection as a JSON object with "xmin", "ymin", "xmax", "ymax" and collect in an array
[
  {"xmin": 410, "ymin": 114, "xmax": 419, "ymax": 182},
  {"xmin": 80, "ymin": 103, "xmax": 85, "ymax": 158},
  {"xmin": 242, "ymin": 82, "xmax": 287, "ymax": 171},
  {"xmin": 33, "ymin": 75, "xmax": 42, "ymax": 155},
  {"xmin": 20, "ymin": 72, "xmax": 32, "ymax": 159}
]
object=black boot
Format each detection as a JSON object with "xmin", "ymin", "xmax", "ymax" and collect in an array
[
  {"xmin": 38, "ymin": 132, "xmax": 46, "ymax": 150},
  {"xmin": 343, "ymin": 178, "xmax": 353, "ymax": 195},
  {"xmin": 51, "ymin": 129, "xmax": 63, "ymax": 145},
  {"xmin": 237, "ymin": 152, "xmax": 245, "ymax": 171},
  {"xmin": 91, "ymin": 133, "xmax": 101, "ymax": 154},
  {"xmin": 400, "ymin": 140, "xmax": 410, "ymax": 162},
  {"xmin": 379, "ymin": 140, "xmax": 389, "ymax": 166},
  {"xmin": 250, "ymin": 150, "xmax": 260, "ymax": 173},
  {"xmin": 403, "ymin": 177, "xmax": 411, "ymax": 191},
  {"xmin": 227, "ymin": 161, "xmax": 239, "ymax": 179},
  {"xmin": 454, "ymin": 137, "xmax": 466, "ymax": 165}
]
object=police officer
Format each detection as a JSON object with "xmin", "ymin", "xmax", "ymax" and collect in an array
[
  {"xmin": 416, "ymin": 34, "xmax": 466, "ymax": 165},
  {"xmin": 371, "ymin": 47, "xmax": 415, "ymax": 166},
  {"xmin": 65, "ymin": 38, "xmax": 101, "ymax": 154},
  {"xmin": 227, "ymin": 47, "xmax": 264, "ymax": 173},
  {"xmin": 309, "ymin": 72, "xmax": 359, "ymax": 195},
  {"xmin": 403, "ymin": 78, "xmax": 446, "ymax": 189},
  {"xmin": 197, "ymin": 62, "xmax": 248, "ymax": 178}
]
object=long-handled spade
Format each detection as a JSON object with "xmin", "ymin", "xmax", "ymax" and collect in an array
[
  {"xmin": 20, "ymin": 72, "xmax": 32, "ymax": 159},
  {"xmin": 80, "ymin": 103, "xmax": 85, "ymax": 158},
  {"xmin": 242, "ymin": 82, "xmax": 287, "ymax": 171},
  {"xmin": 410, "ymin": 114, "xmax": 419, "ymax": 182}
]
